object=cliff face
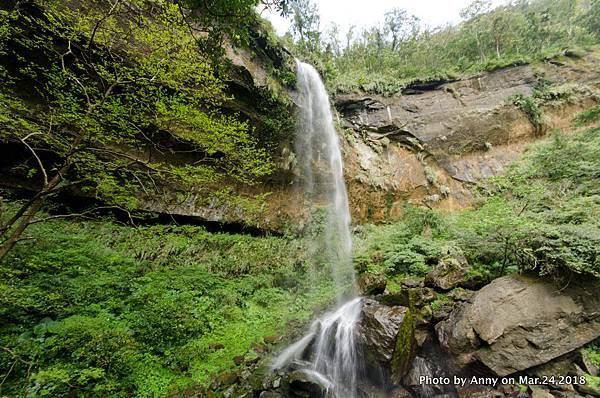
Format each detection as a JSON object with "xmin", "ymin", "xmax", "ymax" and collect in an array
[
  {"xmin": 335, "ymin": 54, "xmax": 600, "ymax": 223},
  {"xmin": 138, "ymin": 52, "xmax": 600, "ymax": 230}
]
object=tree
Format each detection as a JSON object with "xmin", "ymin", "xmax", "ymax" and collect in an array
[
  {"xmin": 582, "ymin": 0, "xmax": 600, "ymax": 39},
  {"xmin": 0, "ymin": 0, "xmax": 274, "ymax": 262},
  {"xmin": 288, "ymin": 0, "xmax": 321, "ymax": 53},
  {"xmin": 460, "ymin": 0, "xmax": 492, "ymax": 61},
  {"xmin": 384, "ymin": 8, "xmax": 419, "ymax": 51},
  {"xmin": 489, "ymin": 7, "xmax": 513, "ymax": 58}
]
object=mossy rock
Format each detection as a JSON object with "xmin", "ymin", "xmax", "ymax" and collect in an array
[{"xmin": 390, "ymin": 308, "xmax": 417, "ymax": 383}]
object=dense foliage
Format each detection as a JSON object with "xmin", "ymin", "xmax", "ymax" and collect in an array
[
  {"xmin": 0, "ymin": 211, "xmax": 335, "ymax": 396},
  {"xmin": 0, "ymin": 0, "xmax": 296, "ymax": 261},
  {"xmin": 283, "ymin": 0, "xmax": 600, "ymax": 94}
]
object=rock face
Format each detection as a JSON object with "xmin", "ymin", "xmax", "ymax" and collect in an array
[
  {"xmin": 337, "ymin": 56, "xmax": 600, "ymax": 224},
  {"xmin": 5, "ymin": 48, "xmax": 597, "ymax": 231},
  {"xmin": 359, "ymin": 299, "xmax": 413, "ymax": 364},
  {"xmin": 436, "ymin": 275, "xmax": 600, "ymax": 376},
  {"xmin": 357, "ymin": 298, "xmax": 417, "ymax": 390}
]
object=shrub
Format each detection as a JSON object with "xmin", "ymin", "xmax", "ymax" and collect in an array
[
  {"xmin": 573, "ymin": 104, "xmax": 600, "ymax": 126},
  {"xmin": 510, "ymin": 93, "xmax": 542, "ymax": 127}
]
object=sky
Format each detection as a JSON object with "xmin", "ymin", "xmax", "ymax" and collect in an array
[{"xmin": 260, "ymin": 0, "xmax": 507, "ymax": 37}]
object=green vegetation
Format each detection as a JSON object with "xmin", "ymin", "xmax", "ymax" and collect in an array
[
  {"xmin": 354, "ymin": 115, "xmax": 600, "ymax": 282},
  {"xmin": 0, "ymin": 208, "xmax": 335, "ymax": 396},
  {"xmin": 510, "ymin": 93, "xmax": 543, "ymax": 128},
  {"xmin": 574, "ymin": 104, "xmax": 600, "ymax": 126},
  {"xmin": 282, "ymin": 0, "xmax": 600, "ymax": 93},
  {"xmin": 0, "ymin": 0, "xmax": 599, "ymax": 396},
  {"xmin": 0, "ymin": 0, "xmax": 296, "ymax": 262}
]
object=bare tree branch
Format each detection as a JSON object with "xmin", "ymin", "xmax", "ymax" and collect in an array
[{"xmin": 18, "ymin": 133, "xmax": 49, "ymax": 187}]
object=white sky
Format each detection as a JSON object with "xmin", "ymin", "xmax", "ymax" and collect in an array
[{"xmin": 260, "ymin": 0, "xmax": 507, "ymax": 36}]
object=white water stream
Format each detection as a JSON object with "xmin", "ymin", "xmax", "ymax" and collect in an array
[{"xmin": 271, "ymin": 61, "xmax": 362, "ymax": 398}]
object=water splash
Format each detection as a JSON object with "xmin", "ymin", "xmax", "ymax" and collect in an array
[{"xmin": 272, "ymin": 61, "xmax": 361, "ymax": 398}]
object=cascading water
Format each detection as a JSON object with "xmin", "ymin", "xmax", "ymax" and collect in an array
[
  {"xmin": 271, "ymin": 61, "xmax": 362, "ymax": 397},
  {"xmin": 294, "ymin": 61, "xmax": 356, "ymax": 296}
]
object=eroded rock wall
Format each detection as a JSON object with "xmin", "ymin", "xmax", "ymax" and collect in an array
[{"xmin": 334, "ymin": 55, "xmax": 600, "ymax": 223}]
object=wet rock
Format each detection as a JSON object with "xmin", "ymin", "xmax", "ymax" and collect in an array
[
  {"xmin": 358, "ymin": 299, "xmax": 413, "ymax": 364},
  {"xmin": 530, "ymin": 386, "xmax": 556, "ymax": 398},
  {"xmin": 287, "ymin": 369, "xmax": 332, "ymax": 396},
  {"xmin": 356, "ymin": 383, "xmax": 389, "ymax": 398},
  {"xmin": 388, "ymin": 385, "xmax": 414, "ymax": 398},
  {"xmin": 436, "ymin": 276, "xmax": 600, "ymax": 376},
  {"xmin": 376, "ymin": 292, "xmax": 410, "ymax": 307},
  {"xmin": 401, "ymin": 277, "xmax": 424, "ymax": 289},
  {"xmin": 456, "ymin": 385, "xmax": 501, "ymax": 398},
  {"xmin": 414, "ymin": 329, "xmax": 430, "ymax": 348},
  {"xmin": 402, "ymin": 357, "xmax": 446, "ymax": 397},
  {"xmin": 359, "ymin": 273, "xmax": 387, "ymax": 295}
]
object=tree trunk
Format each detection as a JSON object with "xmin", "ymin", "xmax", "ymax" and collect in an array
[
  {"xmin": 475, "ymin": 31, "xmax": 485, "ymax": 62},
  {"xmin": 0, "ymin": 155, "xmax": 74, "ymax": 263},
  {"xmin": 0, "ymin": 196, "xmax": 44, "ymax": 262}
]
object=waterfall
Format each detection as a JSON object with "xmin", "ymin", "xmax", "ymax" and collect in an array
[
  {"xmin": 271, "ymin": 61, "xmax": 362, "ymax": 398},
  {"xmin": 294, "ymin": 60, "xmax": 356, "ymax": 297}
]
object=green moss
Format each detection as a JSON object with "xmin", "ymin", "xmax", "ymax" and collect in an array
[
  {"xmin": 429, "ymin": 294, "xmax": 452, "ymax": 312},
  {"xmin": 390, "ymin": 309, "xmax": 416, "ymax": 383}
]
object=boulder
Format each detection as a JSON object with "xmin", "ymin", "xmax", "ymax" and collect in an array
[
  {"xmin": 402, "ymin": 356, "xmax": 446, "ymax": 397},
  {"xmin": 376, "ymin": 286, "xmax": 435, "ymax": 308},
  {"xmin": 401, "ymin": 277, "xmax": 424, "ymax": 289},
  {"xmin": 388, "ymin": 385, "xmax": 414, "ymax": 398},
  {"xmin": 530, "ymin": 386, "xmax": 555, "ymax": 398},
  {"xmin": 576, "ymin": 375, "xmax": 600, "ymax": 397},
  {"xmin": 359, "ymin": 273, "xmax": 387, "ymax": 295},
  {"xmin": 436, "ymin": 276, "xmax": 600, "ymax": 376},
  {"xmin": 358, "ymin": 299, "xmax": 414, "ymax": 364},
  {"xmin": 286, "ymin": 369, "xmax": 332, "ymax": 396},
  {"xmin": 425, "ymin": 253, "xmax": 484, "ymax": 291}
]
